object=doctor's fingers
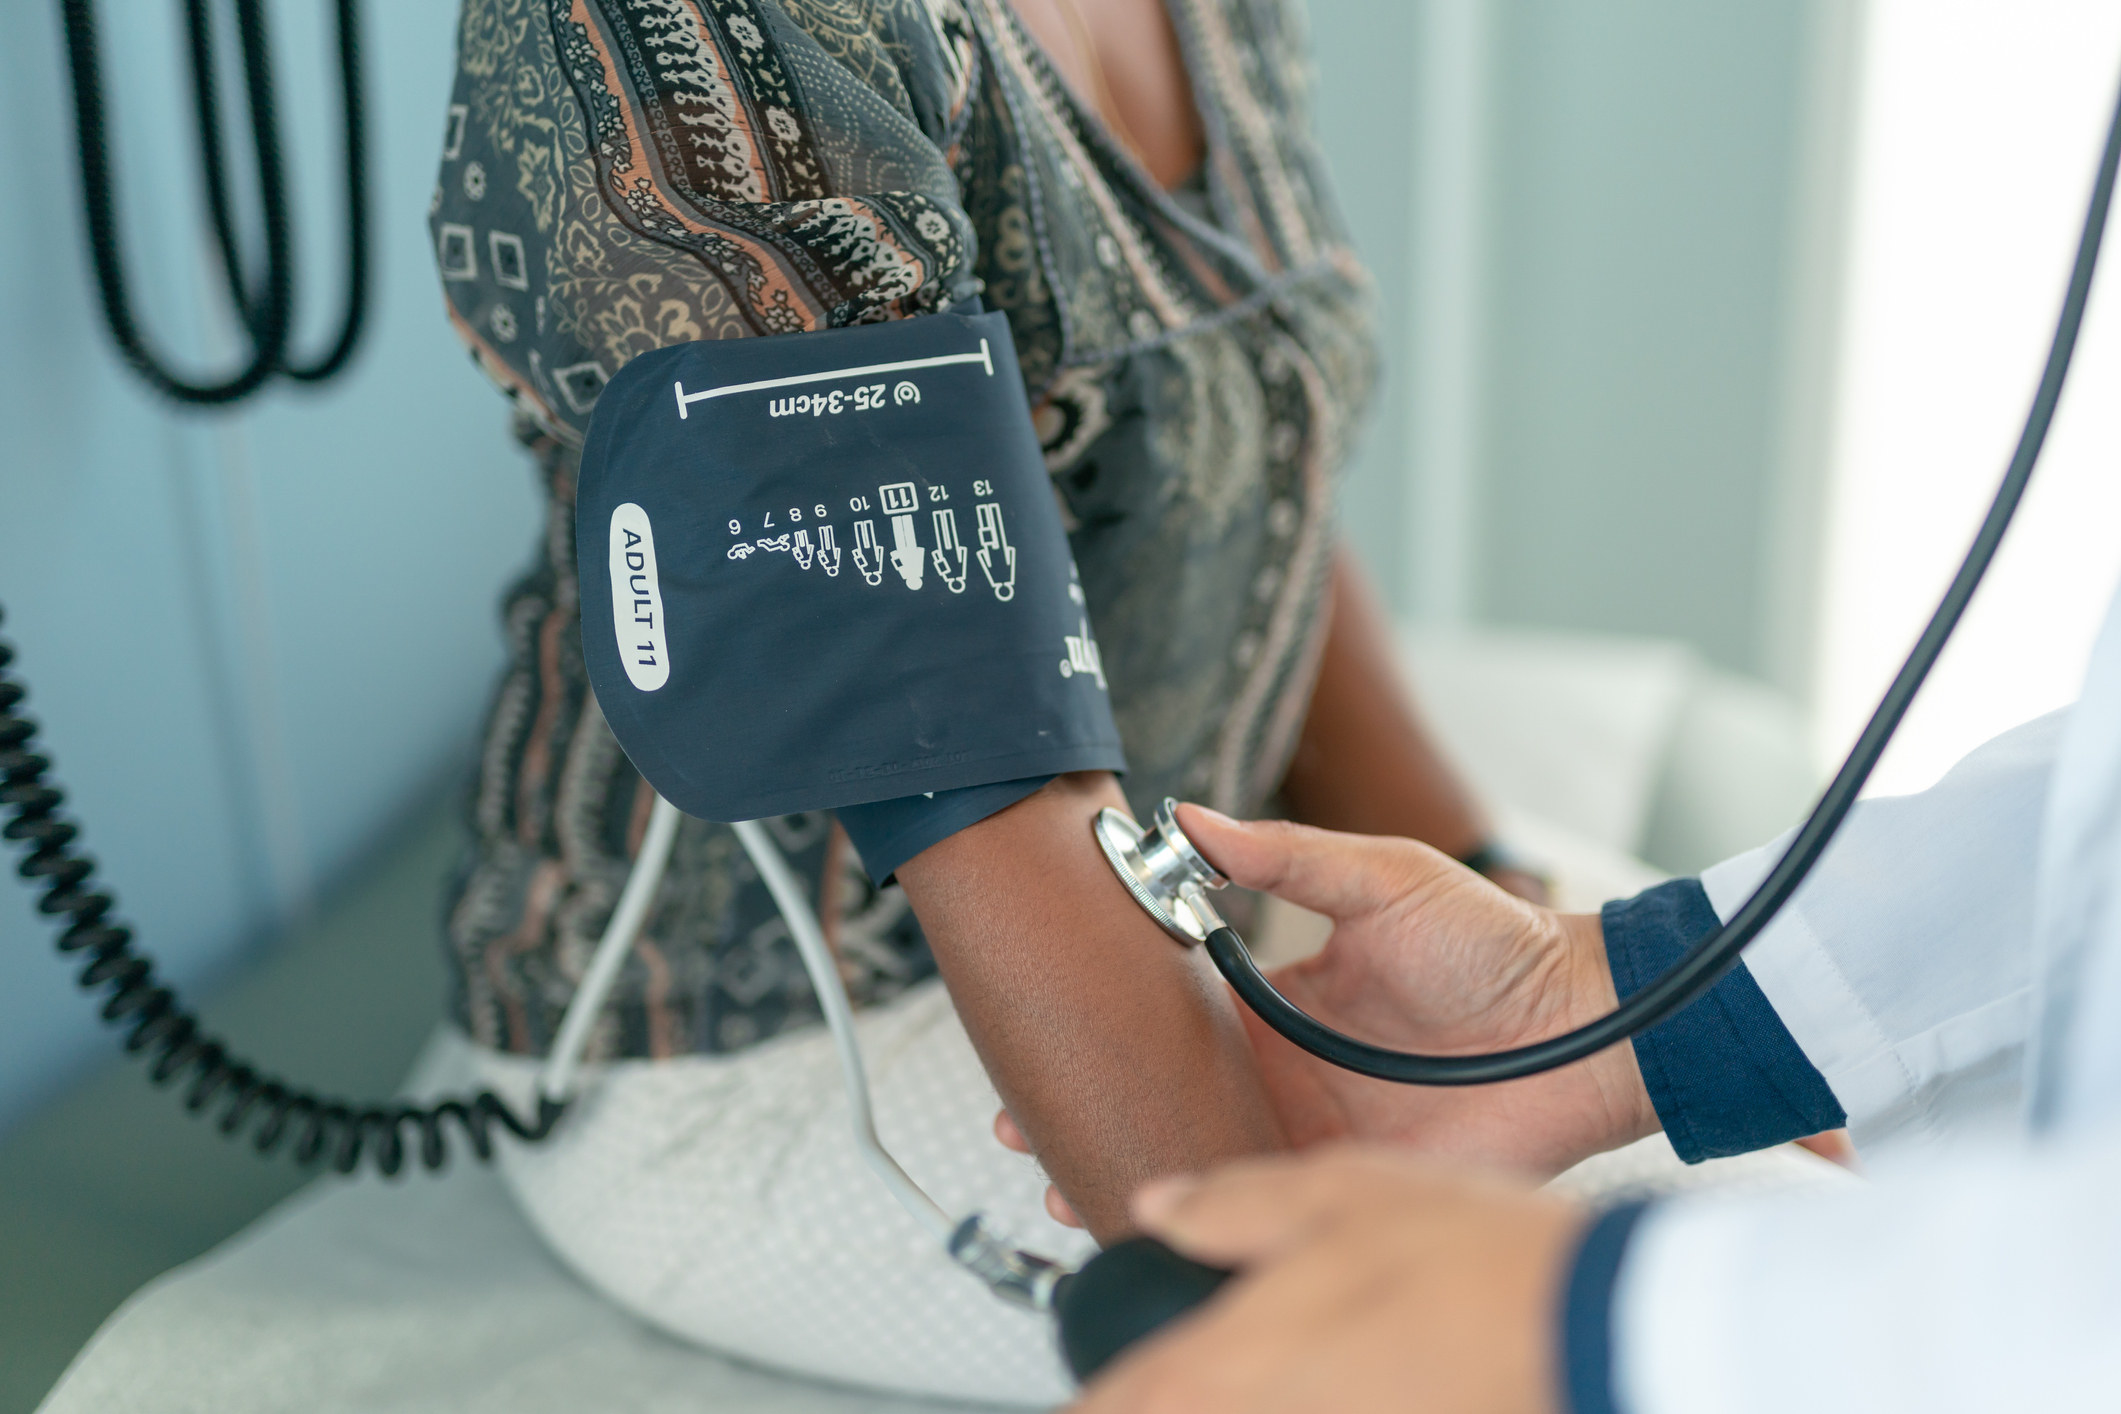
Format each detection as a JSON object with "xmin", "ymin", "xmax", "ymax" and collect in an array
[
  {"xmin": 990, "ymin": 1118, "xmax": 1087, "ymax": 1229},
  {"xmin": 1131, "ymin": 1146, "xmax": 1476, "ymax": 1268},
  {"xmin": 991, "ymin": 1110, "xmax": 1087, "ymax": 1226},
  {"xmin": 1171, "ymin": 805, "xmax": 1458, "ymax": 922},
  {"xmin": 1068, "ymin": 1252, "xmax": 1388, "ymax": 1414},
  {"xmin": 1071, "ymin": 1218, "xmax": 1517, "ymax": 1414}
]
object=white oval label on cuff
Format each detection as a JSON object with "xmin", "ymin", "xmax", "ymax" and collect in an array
[{"xmin": 608, "ymin": 502, "xmax": 670, "ymax": 691}]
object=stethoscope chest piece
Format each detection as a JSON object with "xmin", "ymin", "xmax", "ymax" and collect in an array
[{"xmin": 1094, "ymin": 798, "xmax": 1230, "ymax": 945}]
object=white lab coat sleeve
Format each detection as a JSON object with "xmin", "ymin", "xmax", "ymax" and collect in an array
[
  {"xmin": 1611, "ymin": 1127, "xmax": 2121, "ymax": 1414},
  {"xmin": 1694, "ymin": 712, "xmax": 2063, "ymax": 1151}
]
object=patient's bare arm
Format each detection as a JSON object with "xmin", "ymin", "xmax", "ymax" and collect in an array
[{"xmin": 895, "ymin": 772, "xmax": 1284, "ymax": 1241}]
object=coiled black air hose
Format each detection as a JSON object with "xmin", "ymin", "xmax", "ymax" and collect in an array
[{"xmin": 0, "ymin": 605, "xmax": 560, "ymax": 1175}]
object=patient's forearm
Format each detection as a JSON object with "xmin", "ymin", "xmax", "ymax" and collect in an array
[{"xmin": 896, "ymin": 773, "xmax": 1284, "ymax": 1240}]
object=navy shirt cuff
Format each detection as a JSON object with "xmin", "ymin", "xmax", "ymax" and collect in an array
[
  {"xmin": 1559, "ymin": 1201, "xmax": 1653, "ymax": 1414},
  {"xmin": 1603, "ymin": 878, "xmax": 1845, "ymax": 1163},
  {"xmin": 835, "ymin": 776, "xmax": 1053, "ymax": 883}
]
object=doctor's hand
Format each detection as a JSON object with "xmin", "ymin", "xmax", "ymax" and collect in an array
[
  {"xmin": 1178, "ymin": 806, "xmax": 1657, "ymax": 1173},
  {"xmin": 998, "ymin": 807, "xmax": 1656, "ymax": 1228},
  {"xmin": 1069, "ymin": 1146, "xmax": 1583, "ymax": 1414}
]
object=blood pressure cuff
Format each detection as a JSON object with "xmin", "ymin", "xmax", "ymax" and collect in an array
[
  {"xmin": 834, "ymin": 775, "xmax": 1054, "ymax": 884},
  {"xmin": 576, "ymin": 308, "xmax": 1126, "ymax": 825}
]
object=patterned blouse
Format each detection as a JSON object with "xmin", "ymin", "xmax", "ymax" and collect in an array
[{"xmin": 431, "ymin": 0, "xmax": 1374, "ymax": 1060}]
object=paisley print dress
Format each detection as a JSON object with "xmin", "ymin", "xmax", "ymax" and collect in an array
[{"xmin": 431, "ymin": 0, "xmax": 1375, "ymax": 1061}]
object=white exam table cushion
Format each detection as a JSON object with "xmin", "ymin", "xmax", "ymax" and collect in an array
[{"xmin": 38, "ymin": 1035, "xmax": 1004, "ymax": 1414}]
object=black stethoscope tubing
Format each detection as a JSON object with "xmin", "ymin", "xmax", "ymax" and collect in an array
[{"xmin": 1206, "ymin": 66, "xmax": 2121, "ymax": 1087}]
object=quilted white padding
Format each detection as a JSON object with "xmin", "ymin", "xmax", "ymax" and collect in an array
[{"xmin": 466, "ymin": 981, "xmax": 1095, "ymax": 1408}]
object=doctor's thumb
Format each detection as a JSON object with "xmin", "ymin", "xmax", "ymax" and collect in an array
[{"xmin": 1171, "ymin": 804, "xmax": 1444, "ymax": 922}]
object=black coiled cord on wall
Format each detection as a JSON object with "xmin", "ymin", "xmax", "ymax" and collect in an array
[
  {"xmin": 57, "ymin": 0, "xmax": 372, "ymax": 406},
  {"xmin": 184, "ymin": 0, "xmax": 372, "ymax": 385},
  {"xmin": 0, "ymin": 605, "xmax": 562, "ymax": 1175}
]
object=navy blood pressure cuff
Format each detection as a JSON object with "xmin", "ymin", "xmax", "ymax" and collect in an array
[{"xmin": 576, "ymin": 309, "xmax": 1126, "ymax": 823}]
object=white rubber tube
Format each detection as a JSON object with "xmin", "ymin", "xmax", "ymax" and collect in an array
[
  {"xmin": 537, "ymin": 795, "xmax": 683, "ymax": 1104},
  {"xmin": 730, "ymin": 816, "xmax": 957, "ymax": 1242},
  {"xmin": 531, "ymin": 795, "xmax": 953, "ymax": 1240}
]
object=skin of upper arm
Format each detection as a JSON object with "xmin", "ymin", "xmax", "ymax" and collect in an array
[{"xmin": 894, "ymin": 771, "xmax": 1285, "ymax": 1240}]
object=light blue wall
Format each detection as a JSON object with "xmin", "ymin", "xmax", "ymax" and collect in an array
[
  {"xmin": 1308, "ymin": 1, "xmax": 1827, "ymax": 679},
  {"xmin": 0, "ymin": 2, "xmax": 539, "ymax": 1132},
  {"xmin": 1297, "ymin": 0, "xmax": 1419, "ymax": 603},
  {"xmin": 1478, "ymin": 2, "xmax": 1812, "ymax": 676}
]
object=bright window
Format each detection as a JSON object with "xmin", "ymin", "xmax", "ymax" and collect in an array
[{"xmin": 1817, "ymin": 3, "xmax": 2121, "ymax": 794}]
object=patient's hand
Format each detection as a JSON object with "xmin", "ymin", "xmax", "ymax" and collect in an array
[{"xmin": 999, "ymin": 805, "xmax": 1655, "ymax": 1224}]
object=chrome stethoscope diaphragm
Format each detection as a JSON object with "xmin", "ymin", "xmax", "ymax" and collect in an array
[{"xmin": 1093, "ymin": 797, "xmax": 1230, "ymax": 945}]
